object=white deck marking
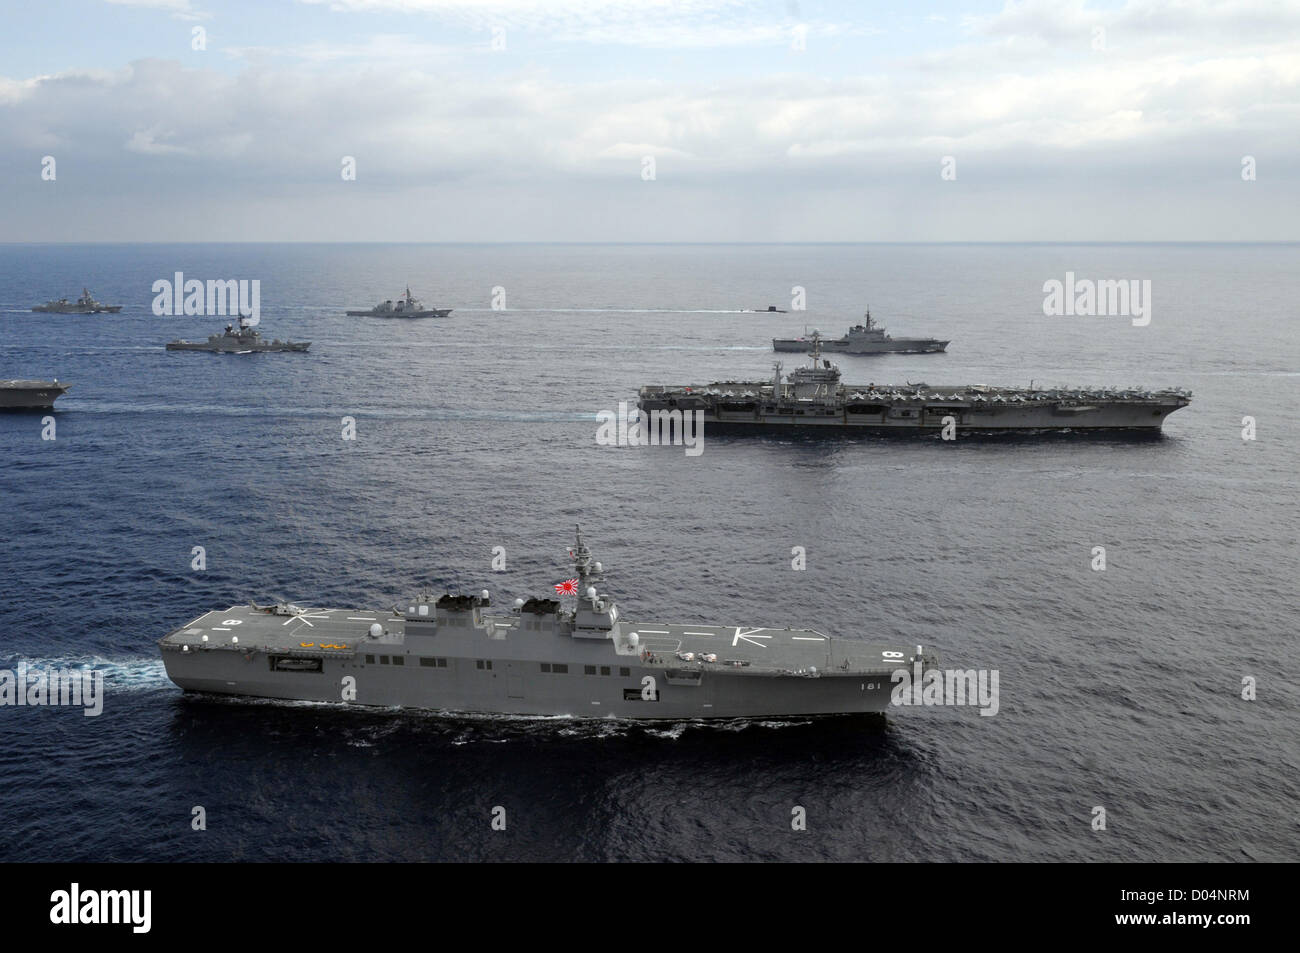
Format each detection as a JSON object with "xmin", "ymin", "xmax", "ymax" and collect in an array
[
  {"xmin": 212, "ymin": 627, "xmax": 230, "ymax": 632},
  {"xmin": 733, "ymin": 627, "xmax": 772, "ymax": 648},
  {"xmin": 638, "ymin": 629, "xmax": 671, "ymax": 635},
  {"xmin": 683, "ymin": 631, "xmax": 716, "ymax": 637},
  {"xmin": 346, "ymin": 617, "xmax": 377, "ymax": 621},
  {"xmin": 641, "ymin": 638, "xmax": 681, "ymax": 653},
  {"xmin": 280, "ymin": 611, "xmax": 332, "ymax": 628},
  {"xmin": 791, "ymin": 636, "xmax": 826, "ymax": 641}
]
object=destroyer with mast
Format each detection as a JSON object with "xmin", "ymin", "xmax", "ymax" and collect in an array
[
  {"xmin": 32, "ymin": 288, "xmax": 122, "ymax": 314},
  {"xmin": 774, "ymin": 309, "xmax": 949, "ymax": 354},
  {"xmin": 346, "ymin": 286, "xmax": 451, "ymax": 318},
  {"xmin": 165, "ymin": 318, "xmax": 309, "ymax": 353}
]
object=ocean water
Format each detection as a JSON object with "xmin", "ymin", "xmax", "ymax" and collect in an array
[{"xmin": 1, "ymin": 242, "xmax": 1296, "ymax": 862}]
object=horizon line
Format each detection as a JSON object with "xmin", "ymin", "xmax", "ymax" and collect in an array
[{"xmin": 2, "ymin": 240, "xmax": 1298, "ymax": 247}]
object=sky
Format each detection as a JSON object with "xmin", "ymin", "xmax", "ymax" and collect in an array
[{"xmin": 1, "ymin": 0, "xmax": 1297, "ymax": 241}]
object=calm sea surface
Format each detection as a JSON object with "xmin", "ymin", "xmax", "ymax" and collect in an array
[{"xmin": 1, "ymin": 243, "xmax": 1296, "ymax": 861}]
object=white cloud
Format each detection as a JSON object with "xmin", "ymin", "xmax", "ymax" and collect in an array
[
  {"xmin": 125, "ymin": 124, "xmax": 192, "ymax": 155},
  {"xmin": 2, "ymin": 1, "xmax": 1297, "ymax": 239},
  {"xmin": 295, "ymin": 0, "xmax": 867, "ymax": 49},
  {"xmin": 103, "ymin": 0, "xmax": 210, "ymax": 20}
]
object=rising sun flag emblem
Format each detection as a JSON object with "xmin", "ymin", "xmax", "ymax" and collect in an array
[{"xmin": 554, "ymin": 579, "xmax": 579, "ymax": 596}]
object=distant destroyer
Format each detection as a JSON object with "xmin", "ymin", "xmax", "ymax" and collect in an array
[
  {"xmin": 166, "ymin": 319, "xmax": 309, "ymax": 353},
  {"xmin": 158, "ymin": 527, "xmax": 933, "ymax": 719},
  {"xmin": 346, "ymin": 287, "xmax": 451, "ymax": 318},
  {"xmin": 32, "ymin": 288, "xmax": 122, "ymax": 314},
  {"xmin": 0, "ymin": 379, "xmax": 70, "ymax": 410},
  {"xmin": 774, "ymin": 310, "xmax": 948, "ymax": 354},
  {"xmin": 641, "ymin": 334, "xmax": 1190, "ymax": 433}
]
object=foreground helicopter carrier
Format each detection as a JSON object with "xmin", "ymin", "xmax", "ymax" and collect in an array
[
  {"xmin": 640, "ymin": 335, "xmax": 1190, "ymax": 433},
  {"xmin": 158, "ymin": 529, "xmax": 932, "ymax": 719}
]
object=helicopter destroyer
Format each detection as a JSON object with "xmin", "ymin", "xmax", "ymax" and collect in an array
[
  {"xmin": 346, "ymin": 286, "xmax": 451, "ymax": 318},
  {"xmin": 166, "ymin": 319, "xmax": 309, "ymax": 353},
  {"xmin": 32, "ymin": 288, "xmax": 122, "ymax": 314},
  {"xmin": 0, "ymin": 379, "xmax": 70, "ymax": 410},
  {"xmin": 158, "ymin": 528, "xmax": 933, "ymax": 719},
  {"xmin": 640, "ymin": 334, "xmax": 1190, "ymax": 433},
  {"xmin": 774, "ymin": 310, "xmax": 947, "ymax": 354}
]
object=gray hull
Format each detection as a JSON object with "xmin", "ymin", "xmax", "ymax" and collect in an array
[
  {"xmin": 166, "ymin": 341, "xmax": 310, "ymax": 352},
  {"xmin": 345, "ymin": 309, "xmax": 451, "ymax": 318},
  {"xmin": 683, "ymin": 403, "xmax": 1184, "ymax": 431},
  {"xmin": 0, "ymin": 380, "xmax": 69, "ymax": 410},
  {"xmin": 773, "ymin": 337, "xmax": 948, "ymax": 354},
  {"xmin": 32, "ymin": 305, "xmax": 122, "ymax": 314},
  {"xmin": 161, "ymin": 641, "xmax": 899, "ymax": 719}
]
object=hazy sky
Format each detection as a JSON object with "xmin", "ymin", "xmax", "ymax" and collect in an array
[{"xmin": 1, "ymin": 0, "xmax": 1296, "ymax": 241}]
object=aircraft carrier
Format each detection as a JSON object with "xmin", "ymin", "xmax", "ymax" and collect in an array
[
  {"xmin": 640, "ymin": 335, "xmax": 1190, "ymax": 433},
  {"xmin": 0, "ymin": 379, "xmax": 70, "ymax": 410},
  {"xmin": 158, "ymin": 528, "xmax": 933, "ymax": 719}
]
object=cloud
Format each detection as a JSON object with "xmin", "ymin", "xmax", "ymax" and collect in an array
[
  {"xmin": 294, "ymin": 0, "xmax": 867, "ymax": 49},
  {"xmin": 2, "ymin": 1, "xmax": 1297, "ymax": 240},
  {"xmin": 125, "ymin": 124, "xmax": 193, "ymax": 155},
  {"xmin": 103, "ymin": 0, "xmax": 210, "ymax": 21}
]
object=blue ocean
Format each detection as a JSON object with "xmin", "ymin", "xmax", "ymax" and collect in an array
[{"xmin": 1, "ymin": 242, "xmax": 1296, "ymax": 862}]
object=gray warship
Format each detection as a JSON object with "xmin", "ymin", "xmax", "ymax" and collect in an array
[
  {"xmin": 640, "ymin": 334, "xmax": 1191, "ymax": 433},
  {"xmin": 774, "ymin": 310, "xmax": 948, "ymax": 354},
  {"xmin": 346, "ymin": 286, "xmax": 451, "ymax": 318},
  {"xmin": 158, "ymin": 528, "xmax": 933, "ymax": 719},
  {"xmin": 0, "ymin": 379, "xmax": 69, "ymax": 410},
  {"xmin": 166, "ymin": 319, "xmax": 309, "ymax": 353},
  {"xmin": 32, "ymin": 288, "xmax": 122, "ymax": 314}
]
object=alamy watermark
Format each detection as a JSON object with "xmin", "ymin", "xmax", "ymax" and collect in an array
[
  {"xmin": 0, "ymin": 662, "xmax": 104, "ymax": 716},
  {"xmin": 595, "ymin": 401, "xmax": 704, "ymax": 456},
  {"xmin": 152, "ymin": 272, "xmax": 261, "ymax": 325},
  {"xmin": 50, "ymin": 884, "xmax": 150, "ymax": 933},
  {"xmin": 1043, "ymin": 271, "xmax": 1151, "ymax": 326},
  {"xmin": 891, "ymin": 660, "xmax": 999, "ymax": 716}
]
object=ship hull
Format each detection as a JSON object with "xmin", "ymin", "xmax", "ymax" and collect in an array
[
  {"xmin": 684, "ymin": 406, "xmax": 1181, "ymax": 432},
  {"xmin": 345, "ymin": 309, "xmax": 452, "ymax": 318},
  {"xmin": 0, "ymin": 384, "xmax": 69, "ymax": 410},
  {"xmin": 165, "ymin": 342, "xmax": 310, "ymax": 352},
  {"xmin": 774, "ymin": 338, "xmax": 948, "ymax": 354},
  {"xmin": 33, "ymin": 306, "xmax": 122, "ymax": 314},
  {"xmin": 160, "ymin": 648, "xmax": 898, "ymax": 719}
]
